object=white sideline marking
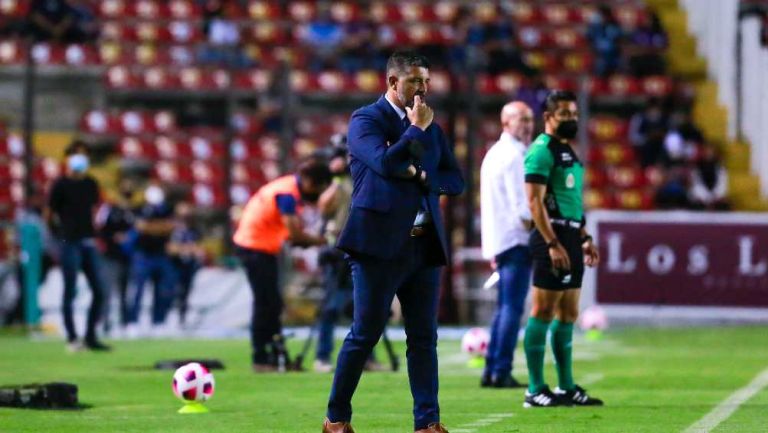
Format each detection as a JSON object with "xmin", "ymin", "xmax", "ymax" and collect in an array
[
  {"xmin": 682, "ymin": 367, "xmax": 768, "ymax": 433},
  {"xmin": 451, "ymin": 413, "xmax": 514, "ymax": 433}
]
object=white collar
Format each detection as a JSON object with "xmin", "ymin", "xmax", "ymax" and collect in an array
[
  {"xmin": 499, "ymin": 131, "xmax": 527, "ymax": 150},
  {"xmin": 384, "ymin": 94, "xmax": 407, "ymax": 120}
]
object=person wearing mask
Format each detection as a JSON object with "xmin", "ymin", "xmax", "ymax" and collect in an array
[
  {"xmin": 628, "ymin": 98, "xmax": 669, "ymax": 168},
  {"xmin": 167, "ymin": 202, "xmax": 205, "ymax": 327},
  {"xmin": 46, "ymin": 141, "xmax": 110, "ymax": 351},
  {"xmin": 95, "ymin": 178, "xmax": 137, "ymax": 333},
  {"xmin": 586, "ymin": 5, "xmax": 623, "ymax": 76},
  {"xmin": 233, "ymin": 159, "xmax": 332, "ymax": 372},
  {"xmin": 479, "ymin": 101, "xmax": 535, "ymax": 389},
  {"xmin": 125, "ymin": 183, "xmax": 176, "ymax": 338}
]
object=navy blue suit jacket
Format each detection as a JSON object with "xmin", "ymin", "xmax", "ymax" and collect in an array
[{"xmin": 336, "ymin": 96, "xmax": 464, "ymax": 265}]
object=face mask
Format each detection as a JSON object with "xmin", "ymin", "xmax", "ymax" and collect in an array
[
  {"xmin": 555, "ymin": 120, "xmax": 579, "ymax": 140},
  {"xmin": 145, "ymin": 186, "xmax": 165, "ymax": 205},
  {"xmin": 67, "ymin": 154, "xmax": 89, "ymax": 173}
]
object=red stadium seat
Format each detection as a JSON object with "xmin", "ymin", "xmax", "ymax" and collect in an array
[
  {"xmin": 584, "ymin": 188, "xmax": 616, "ymax": 209},
  {"xmin": 191, "ymin": 161, "xmax": 224, "ymax": 183},
  {"xmin": 119, "ymin": 136, "xmax": 157, "ymax": 159},
  {"xmin": 588, "ymin": 117, "xmax": 630, "ymax": 142},
  {"xmin": 257, "ymin": 136, "xmax": 281, "ymax": 161},
  {"xmin": 642, "ymin": 76, "xmax": 673, "ymax": 97},
  {"xmin": 585, "ymin": 167, "xmax": 608, "ymax": 188},
  {"xmin": 354, "ymin": 70, "xmax": 386, "ymax": 93},
  {"xmin": 434, "ymin": 1, "xmax": 460, "ymax": 23},
  {"xmin": 135, "ymin": 0, "xmax": 169, "ymax": 20},
  {"xmin": 288, "ymin": 1, "xmax": 316, "ymax": 22},
  {"xmin": 230, "ymin": 183, "xmax": 253, "ymax": 205},
  {"xmin": 601, "ymin": 144, "xmax": 636, "ymax": 165},
  {"xmin": 192, "ymin": 183, "xmax": 226, "ymax": 207},
  {"xmin": 330, "ymin": 2, "xmax": 361, "ymax": 23},
  {"xmin": 543, "ymin": 75, "xmax": 577, "ymax": 92},
  {"xmin": 105, "ymin": 66, "xmax": 139, "ymax": 89},
  {"xmin": 64, "ymin": 44, "xmax": 99, "ymax": 66},
  {"xmin": 98, "ymin": 0, "xmax": 132, "ymax": 18},
  {"xmin": 370, "ymin": 2, "xmax": 401, "ymax": 23},
  {"xmin": 615, "ymin": 5, "xmax": 645, "ymax": 30},
  {"xmin": 518, "ymin": 27, "xmax": 551, "ymax": 49},
  {"xmin": 30, "ymin": 43, "xmax": 66, "ymax": 65},
  {"xmin": 247, "ymin": 1, "xmax": 282, "ymax": 20},
  {"xmin": 190, "ymin": 136, "xmax": 224, "ymax": 160},
  {"xmin": 614, "ymin": 188, "xmax": 654, "ymax": 210},
  {"xmin": 155, "ymin": 135, "xmax": 182, "ymax": 160},
  {"xmin": 154, "ymin": 161, "xmax": 193, "ymax": 183},
  {"xmin": 561, "ymin": 51, "xmax": 593, "ymax": 74},
  {"xmin": 541, "ymin": 4, "xmax": 581, "ymax": 25},
  {"xmin": 230, "ymin": 115, "xmax": 263, "ymax": 135},
  {"xmin": 607, "ymin": 75, "xmax": 641, "ymax": 97},
  {"xmin": 242, "ymin": 22, "xmax": 288, "ymax": 45},
  {"xmin": 142, "ymin": 66, "xmax": 181, "ymax": 90},
  {"xmin": 230, "ymin": 138, "xmax": 263, "ymax": 161},
  {"xmin": 168, "ymin": 0, "xmax": 199, "ymax": 19},
  {"xmin": 232, "ymin": 162, "xmax": 268, "ymax": 185},
  {"xmin": 99, "ymin": 42, "xmax": 130, "ymax": 65},
  {"xmin": 608, "ymin": 165, "xmax": 647, "ymax": 189},
  {"xmin": 134, "ymin": 44, "xmax": 169, "ymax": 66},
  {"xmin": 0, "ymin": 40, "xmax": 24, "ymax": 65},
  {"xmin": 168, "ymin": 21, "xmax": 201, "ymax": 44},
  {"xmin": 399, "ymin": 2, "xmax": 439, "ymax": 23},
  {"xmin": 154, "ymin": 111, "xmax": 177, "ymax": 134},
  {"xmin": 119, "ymin": 111, "xmax": 152, "ymax": 135},
  {"xmin": 1, "ymin": 0, "xmax": 29, "ymax": 17},
  {"xmin": 524, "ymin": 51, "xmax": 560, "ymax": 74},
  {"xmin": 511, "ymin": 3, "xmax": 542, "ymax": 25},
  {"xmin": 81, "ymin": 110, "xmax": 119, "ymax": 135}
]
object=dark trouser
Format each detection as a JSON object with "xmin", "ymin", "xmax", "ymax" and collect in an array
[
  {"xmin": 175, "ymin": 260, "xmax": 199, "ymax": 325},
  {"xmin": 60, "ymin": 239, "xmax": 106, "ymax": 343},
  {"xmin": 327, "ymin": 233, "xmax": 441, "ymax": 431},
  {"xmin": 101, "ymin": 256, "xmax": 130, "ymax": 329},
  {"xmin": 484, "ymin": 245, "xmax": 532, "ymax": 380},
  {"xmin": 127, "ymin": 251, "xmax": 177, "ymax": 325},
  {"xmin": 238, "ymin": 247, "xmax": 281, "ymax": 364}
]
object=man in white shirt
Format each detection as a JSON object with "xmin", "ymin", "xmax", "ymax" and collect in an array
[{"xmin": 479, "ymin": 101, "xmax": 535, "ymax": 388}]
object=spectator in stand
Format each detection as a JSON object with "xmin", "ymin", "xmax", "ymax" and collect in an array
[
  {"xmin": 26, "ymin": 0, "xmax": 87, "ymax": 43},
  {"xmin": 199, "ymin": 0, "xmax": 253, "ymax": 68},
  {"xmin": 628, "ymin": 98, "xmax": 669, "ymax": 167},
  {"xmin": 125, "ymin": 183, "xmax": 177, "ymax": 338},
  {"xmin": 655, "ymin": 165, "xmax": 691, "ymax": 209},
  {"xmin": 628, "ymin": 11, "xmax": 667, "ymax": 76},
  {"xmin": 663, "ymin": 111, "xmax": 702, "ymax": 166},
  {"xmin": 95, "ymin": 178, "xmax": 137, "ymax": 333},
  {"xmin": 301, "ymin": 4, "xmax": 345, "ymax": 72},
  {"xmin": 514, "ymin": 75, "xmax": 549, "ymax": 122},
  {"xmin": 339, "ymin": 10, "xmax": 376, "ymax": 73},
  {"xmin": 68, "ymin": 0, "xmax": 98, "ymax": 41},
  {"xmin": 587, "ymin": 5, "xmax": 623, "ymax": 76},
  {"xmin": 484, "ymin": 14, "xmax": 536, "ymax": 75},
  {"xmin": 167, "ymin": 202, "xmax": 205, "ymax": 327},
  {"xmin": 689, "ymin": 145, "xmax": 730, "ymax": 210}
]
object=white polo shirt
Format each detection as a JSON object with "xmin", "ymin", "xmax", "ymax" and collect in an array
[{"xmin": 480, "ymin": 132, "xmax": 532, "ymax": 259}]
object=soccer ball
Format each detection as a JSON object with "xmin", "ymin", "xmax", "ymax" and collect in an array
[
  {"xmin": 461, "ymin": 327, "xmax": 490, "ymax": 357},
  {"xmin": 580, "ymin": 305, "xmax": 608, "ymax": 331},
  {"xmin": 172, "ymin": 362, "xmax": 215, "ymax": 403}
]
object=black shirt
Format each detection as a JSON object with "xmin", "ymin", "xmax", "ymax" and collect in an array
[
  {"xmin": 30, "ymin": 0, "xmax": 74, "ymax": 25},
  {"xmin": 135, "ymin": 204, "xmax": 173, "ymax": 254},
  {"xmin": 48, "ymin": 175, "xmax": 100, "ymax": 241},
  {"xmin": 99, "ymin": 204, "xmax": 135, "ymax": 260}
]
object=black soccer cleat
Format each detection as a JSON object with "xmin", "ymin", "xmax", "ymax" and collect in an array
[
  {"xmin": 84, "ymin": 339, "xmax": 112, "ymax": 352},
  {"xmin": 554, "ymin": 385, "xmax": 604, "ymax": 406},
  {"xmin": 523, "ymin": 386, "xmax": 572, "ymax": 408}
]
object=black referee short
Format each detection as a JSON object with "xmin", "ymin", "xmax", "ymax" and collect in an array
[{"xmin": 530, "ymin": 225, "xmax": 584, "ymax": 290}]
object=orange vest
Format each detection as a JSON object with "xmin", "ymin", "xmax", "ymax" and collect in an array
[{"xmin": 233, "ymin": 175, "xmax": 301, "ymax": 254}]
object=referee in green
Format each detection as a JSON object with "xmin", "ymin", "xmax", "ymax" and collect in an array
[{"xmin": 521, "ymin": 90, "xmax": 603, "ymax": 408}]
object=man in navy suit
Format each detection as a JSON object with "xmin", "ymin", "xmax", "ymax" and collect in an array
[{"xmin": 322, "ymin": 51, "xmax": 464, "ymax": 433}]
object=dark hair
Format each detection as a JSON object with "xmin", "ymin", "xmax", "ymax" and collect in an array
[
  {"xmin": 542, "ymin": 90, "xmax": 577, "ymax": 113},
  {"xmin": 386, "ymin": 51, "xmax": 430, "ymax": 77},
  {"xmin": 65, "ymin": 140, "xmax": 89, "ymax": 156},
  {"xmin": 298, "ymin": 159, "xmax": 332, "ymax": 186}
]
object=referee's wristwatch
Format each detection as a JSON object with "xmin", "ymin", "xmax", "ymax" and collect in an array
[{"xmin": 546, "ymin": 238, "xmax": 560, "ymax": 249}]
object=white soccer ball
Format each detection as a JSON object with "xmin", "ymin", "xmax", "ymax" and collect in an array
[
  {"xmin": 580, "ymin": 305, "xmax": 609, "ymax": 331},
  {"xmin": 461, "ymin": 327, "xmax": 490, "ymax": 357},
  {"xmin": 172, "ymin": 362, "xmax": 215, "ymax": 403}
]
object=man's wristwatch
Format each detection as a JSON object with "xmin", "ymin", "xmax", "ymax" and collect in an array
[{"xmin": 546, "ymin": 238, "xmax": 560, "ymax": 249}]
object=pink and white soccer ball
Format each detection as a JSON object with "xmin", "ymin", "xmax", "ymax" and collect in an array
[
  {"xmin": 461, "ymin": 327, "xmax": 490, "ymax": 356},
  {"xmin": 579, "ymin": 306, "xmax": 608, "ymax": 331},
  {"xmin": 172, "ymin": 362, "xmax": 215, "ymax": 403}
]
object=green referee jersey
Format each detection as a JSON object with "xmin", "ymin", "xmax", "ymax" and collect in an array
[{"xmin": 524, "ymin": 133, "xmax": 585, "ymax": 222}]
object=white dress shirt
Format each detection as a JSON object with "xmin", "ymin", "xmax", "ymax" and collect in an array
[{"xmin": 480, "ymin": 132, "xmax": 532, "ymax": 259}]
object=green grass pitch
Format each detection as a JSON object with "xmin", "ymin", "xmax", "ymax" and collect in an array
[{"xmin": 1, "ymin": 326, "xmax": 767, "ymax": 432}]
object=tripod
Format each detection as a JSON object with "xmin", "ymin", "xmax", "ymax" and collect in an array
[{"xmin": 292, "ymin": 250, "xmax": 400, "ymax": 372}]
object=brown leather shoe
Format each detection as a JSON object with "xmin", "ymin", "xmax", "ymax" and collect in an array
[
  {"xmin": 322, "ymin": 417, "xmax": 355, "ymax": 433},
  {"xmin": 415, "ymin": 422, "xmax": 448, "ymax": 433}
]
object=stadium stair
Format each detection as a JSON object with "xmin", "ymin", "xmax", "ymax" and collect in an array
[{"xmin": 646, "ymin": 0, "xmax": 768, "ymax": 211}]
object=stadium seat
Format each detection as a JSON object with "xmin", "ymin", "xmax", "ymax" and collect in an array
[
  {"xmin": 105, "ymin": 66, "xmax": 139, "ymax": 89},
  {"xmin": 230, "ymin": 138, "xmax": 263, "ymax": 161},
  {"xmin": 191, "ymin": 161, "xmax": 224, "ymax": 183},
  {"xmin": 607, "ymin": 165, "xmax": 647, "ymax": 189},
  {"xmin": 98, "ymin": 0, "xmax": 132, "ymax": 18},
  {"xmin": 288, "ymin": 1, "xmax": 316, "ymax": 22},
  {"xmin": 247, "ymin": 1, "xmax": 282, "ymax": 20},
  {"xmin": 614, "ymin": 188, "xmax": 654, "ymax": 210},
  {"xmin": 169, "ymin": 0, "xmax": 199, "ymax": 19},
  {"xmin": 230, "ymin": 183, "xmax": 253, "ymax": 205},
  {"xmin": 0, "ymin": 40, "xmax": 23, "ymax": 65},
  {"xmin": 81, "ymin": 110, "xmax": 120, "ymax": 135},
  {"xmin": 119, "ymin": 136, "xmax": 157, "ymax": 159},
  {"xmin": 192, "ymin": 183, "xmax": 226, "ymax": 207},
  {"xmin": 154, "ymin": 161, "xmax": 193, "ymax": 183},
  {"xmin": 584, "ymin": 188, "xmax": 616, "ymax": 209},
  {"xmin": 585, "ymin": 167, "xmax": 608, "ymax": 188},
  {"xmin": 588, "ymin": 117, "xmax": 630, "ymax": 142},
  {"xmin": 0, "ymin": 0, "xmax": 29, "ymax": 17}
]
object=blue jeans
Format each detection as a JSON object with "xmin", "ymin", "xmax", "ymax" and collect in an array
[
  {"xmin": 127, "ymin": 251, "xmax": 177, "ymax": 325},
  {"xmin": 327, "ymin": 233, "xmax": 442, "ymax": 430},
  {"xmin": 484, "ymin": 245, "xmax": 532, "ymax": 380},
  {"xmin": 59, "ymin": 238, "xmax": 106, "ymax": 342}
]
